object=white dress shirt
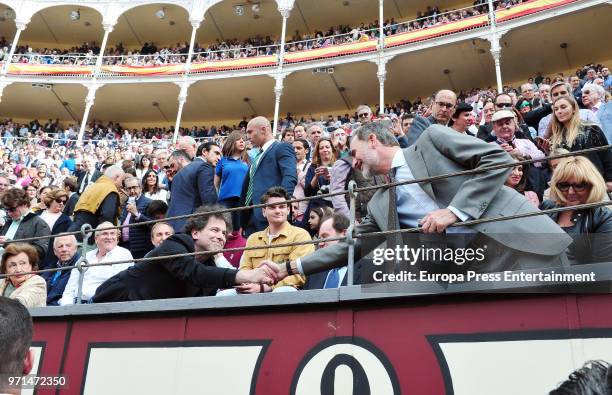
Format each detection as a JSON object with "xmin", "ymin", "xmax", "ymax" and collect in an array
[
  {"xmin": 59, "ymin": 246, "xmax": 134, "ymax": 305},
  {"xmin": 391, "ymin": 149, "xmax": 470, "ymax": 229}
]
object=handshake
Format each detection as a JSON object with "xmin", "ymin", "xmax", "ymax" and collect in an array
[{"xmin": 234, "ymin": 260, "xmax": 296, "ymax": 288}]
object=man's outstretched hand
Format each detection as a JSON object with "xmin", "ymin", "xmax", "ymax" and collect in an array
[{"xmin": 235, "ymin": 261, "xmax": 281, "ymax": 285}]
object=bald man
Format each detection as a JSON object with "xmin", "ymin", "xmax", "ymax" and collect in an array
[
  {"xmin": 406, "ymin": 89, "xmax": 457, "ymax": 146},
  {"xmin": 241, "ymin": 116, "xmax": 297, "ymax": 237}
]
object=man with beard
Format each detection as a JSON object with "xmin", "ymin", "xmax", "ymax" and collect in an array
[{"xmin": 269, "ymin": 122, "xmax": 571, "ymax": 282}]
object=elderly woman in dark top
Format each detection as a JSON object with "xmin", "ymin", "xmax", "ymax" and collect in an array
[{"xmin": 540, "ymin": 156, "xmax": 612, "ymax": 264}]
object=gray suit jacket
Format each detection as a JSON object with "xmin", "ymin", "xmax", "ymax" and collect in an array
[{"xmin": 300, "ymin": 124, "xmax": 572, "ymax": 275}]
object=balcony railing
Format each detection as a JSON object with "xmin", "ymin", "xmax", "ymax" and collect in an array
[{"xmin": 0, "ymin": 0, "xmax": 579, "ymax": 78}]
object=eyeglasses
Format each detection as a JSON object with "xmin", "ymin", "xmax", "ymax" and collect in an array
[
  {"xmin": 495, "ymin": 103, "xmax": 513, "ymax": 109},
  {"xmin": 435, "ymin": 102, "xmax": 455, "ymax": 109},
  {"xmin": 55, "ymin": 199, "xmax": 67, "ymax": 204},
  {"xmin": 4, "ymin": 206, "xmax": 19, "ymax": 213},
  {"xmin": 125, "ymin": 186, "xmax": 140, "ymax": 190},
  {"xmin": 557, "ymin": 182, "xmax": 591, "ymax": 192},
  {"xmin": 358, "ymin": 113, "xmax": 370, "ymax": 118}
]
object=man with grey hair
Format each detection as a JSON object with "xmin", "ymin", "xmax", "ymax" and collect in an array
[
  {"xmin": 69, "ymin": 165, "xmax": 126, "ymax": 238},
  {"xmin": 272, "ymin": 121, "xmax": 571, "ymax": 281},
  {"xmin": 60, "ymin": 222, "xmax": 134, "ymax": 305},
  {"xmin": 306, "ymin": 122, "xmax": 324, "ymax": 150},
  {"xmin": 41, "ymin": 235, "xmax": 80, "ymax": 306},
  {"xmin": 406, "ymin": 89, "xmax": 457, "ymax": 146},
  {"xmin": 177, "ymin": 136, "xmax": 197, "ymax": 160},
  {"xmin": 582, "ymin": 83, "xmax": 612, "ymax": 142},
  {"xmin": 356, "ymin": 105, "xmax": 373, "ymax": 124},
  {"xmin": 538, "ymin": 84, "xmax": 551, "ymax": 105}
]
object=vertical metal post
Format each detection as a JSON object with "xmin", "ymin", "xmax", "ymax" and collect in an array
[
  {"xmin": 185, "ymin": 19, "xmax": 202, "ymax": 73},
  {"xmin": 76, "ymin": 224, "xmax": 93, "ymax": 304},
  {"xmin": 94, "ymin": 24, "xmax": 114, "ymax": 75},
  {"xmin": 487, "ymin": 0, "xmax": 503, "ymax": 93},
  {"xmin": 346, "ymin": 181, "xmax": 357, "ymax": 286},
  {"xmin": 77, "ymin": 84, "xmax": 100, "ymax": 147},
  {"xmin": 1, "ymin": 21, "xmax": 26, "ymax": 75},
  {"xmin": 378, "ymin": 0, "xmax": 384, "ymax": 50}
]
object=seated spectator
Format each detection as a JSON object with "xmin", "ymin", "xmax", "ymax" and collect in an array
[
  {"xmin": 37, "ymin": 189, "xmax": 72, "ymax": 270},
  {"xmin": 41, "ymin": 235, "xmax": 80, "ymax": 306},
  {"xmin": 303, "ymin": 213, "xmax": 351, "ymax": 289},
  {"xmin": 0, "ymin": 243, "xmax": 46, "ymax": 308},
  {"xmin": 544, "ymin": 96, "xmax": 612, "ymax": 189},
  {"xmin": 221, "ymin": 187, "xmax": 314, "ymax": 295},
  {"xmin": 449, "ymin": 102, "xmax": 476, "ymax": 136},
  {"xmin": 541, "ymin": 156, "xmax": 612, "ymax": 264},
  {"xmin": 59, "ymin": 222, "xmax": 134, "ymax": 305},
  {"xmin": 543, "ymin": 148, "xmax": 571, "ymax": 201},
  {"xmin": 308, "ymin": 205, "xmax": 333, "ymax": 237},
  {"xmin": 150, "ymin": 222, "xmax": 174, "ymax": 249},
  {"xmin": 505, "ymin": 154, "xmax": 540, "ymax": 208},
  {"xmin": 92, "ymin": 205, "xmax": 278, "ymax": 302},
  {"xmin": 537, "ymin": 82, "xmax": 599, "ymax": 137},
  {"xmin": 581, "ymin": 84, "xmax": 611, "ymax": 142},
  {"xmin": 141, "ymin": 170, "xmax": 169, "ymax": 202},
  {"xmin": 0, "ymin": 188, "xmax": 50, "ymax": 261},
  {"xmin": 119, "ymin": 176, "xmax": 153, "ymax": 259},
  {"xmin": 491, "ymin": 109, "xmax": 548, "ymax": 197},
  {"xmin": 15, "ymin": 168, "xmax": 31, "ymax": 188},
  {"xmin": 146, "ymin": 199, "xmax": 168, "ymax": 220}
]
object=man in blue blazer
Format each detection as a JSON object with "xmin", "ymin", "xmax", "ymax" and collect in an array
[
  {"xmin": 241, "ymin": 117, "xmax": 297, "ymax": 237},
  {"xmin": 166, "ymin": 150, "xmax": 218, "ymax": 233},
  {"xmin": 119, "ymin": 176, "xmax": 154, "ymax": 259}
]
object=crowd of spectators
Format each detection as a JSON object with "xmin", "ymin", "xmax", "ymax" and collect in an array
[
  {"xmin": 0, "ymin": 0, "xmax": 530, "ymax": 67},
  {"xmin": 0, "ymin": 62, "xmax": 609, "ymax": 308}
]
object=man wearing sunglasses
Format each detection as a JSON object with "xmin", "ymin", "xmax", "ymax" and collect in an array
[
  {"xmin": 477, "ymin": 93, "xmax": 535, "ymax": 143},
  {"xmin": 406, "ymin": 89, "xmax": 457, "ymax": 146},
  {"xmin": 356, "ymin": 105, "xmax": 373, "ymax": 125},
  {"xmin": 118, "ymin": 177, "xmax": 153, "ymax": 259}
]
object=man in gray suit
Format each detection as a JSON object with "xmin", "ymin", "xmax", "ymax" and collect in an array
[{"xmin": 274, "ymin": 122, "xmax": 572, "ymax": 281}]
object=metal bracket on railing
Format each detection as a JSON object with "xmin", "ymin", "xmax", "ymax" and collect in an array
[
  {"xmin": 346, "ymin": 181, "xmax": 358, "ymax": 286},
  {"xmin": 80, "ymin": 223, "xmax": 93, "ymax": 245},
  {"xmin": 75, "ymin": 256, "xmax": 89, "ymax": 304}
]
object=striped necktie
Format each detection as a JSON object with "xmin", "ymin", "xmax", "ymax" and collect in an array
[{"xmin": 245, "ymin": 149, "xmax": 263, "ymax": 205}]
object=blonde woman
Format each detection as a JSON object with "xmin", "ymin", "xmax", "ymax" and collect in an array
[
  {"xmin": 544, "ymin": 96, "xmax": 612, "ymax": 190},
  {"xmin": 540, "ymin": 156, "xmax": 612, "ymax": 264}
]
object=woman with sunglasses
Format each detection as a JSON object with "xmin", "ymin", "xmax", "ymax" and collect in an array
[
  {"xmin": 544, "ymin": 96, "xmax": 612, "ymax": 191},
  {"xmin": 0, "ymin": 188, "xmax": 50, "ymax": 262},
  {"xmin": 540, "ymin": 156, "xmax": 612, "ymax": 264},
  {"xmin": 36, "ymin": 189, "xmax": 73, "ymax": 270}
]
